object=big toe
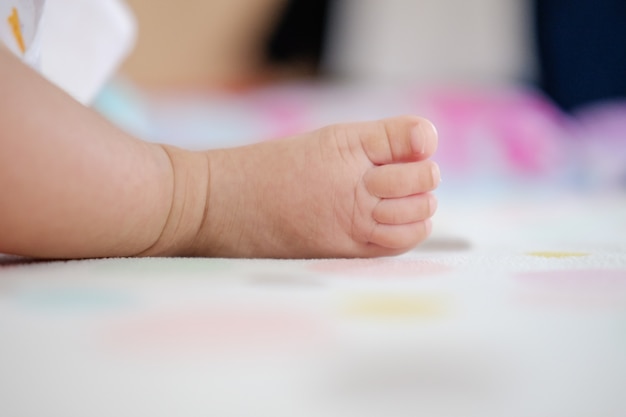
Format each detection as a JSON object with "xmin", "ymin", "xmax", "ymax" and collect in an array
[{"xmin": 360, "ymin": 115, "xmax": 438, "ymax": 165}]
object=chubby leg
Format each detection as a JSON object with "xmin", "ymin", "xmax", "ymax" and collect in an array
[
  {"xmin": 1, "ymin": 45, "xmax": 438, "ymax": 259},
  {"xmin": 145, "ymin": 115, "xmax": 440, "ymax": 258}
]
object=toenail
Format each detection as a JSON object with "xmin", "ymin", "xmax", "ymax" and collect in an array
[
  {"xmin": 410, "ymin": 125, "xmax": 427, "ymax": 154},
  {"xmin": 412, "ymin": 119, "xmax": 438, "ymax": 155},
  {"xmin": 431, "ymin": 163, "xmax": 441, "ymax": 186},
  {"xmin": 428, "ymin": 194, "xmax": 438, "ymax": 214},
  {"xmin": 424, "ymin": 219, "xmax": 433, "ymax": 235}
]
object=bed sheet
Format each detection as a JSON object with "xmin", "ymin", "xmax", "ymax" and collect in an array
[{"xmin": 1, "ymin": 190, "xmax": 625, "ymax": 417}]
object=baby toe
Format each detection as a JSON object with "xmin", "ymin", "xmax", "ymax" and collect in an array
[
  {"xmin": 368, "ymin": 220, "xmax": 432, "ymax": 250},
  {"xmin": 360, "ymin": 116, "xmax": 439, "ymax": 165},
  {"xmin": 372, "ymin": 193, "xmax": 437, "ymax": 225},
  {"xmin": 364, "ymin": 160, "xmax": 440, "ymax": 199}
]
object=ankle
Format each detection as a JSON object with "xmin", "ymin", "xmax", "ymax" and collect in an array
[{"xmin": 140, "ymin": 145, "xmax": 211, "ymax": 256}]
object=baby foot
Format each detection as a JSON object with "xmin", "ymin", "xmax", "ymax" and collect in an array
[{"xmin": 192, "ymin": 115, "xmax": 440, "ymax": 258}]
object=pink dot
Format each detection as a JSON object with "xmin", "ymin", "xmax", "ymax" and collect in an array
[
  {"xmin": 515, "ymin": 269, "xmax": 626, "ymax": 310},
  {"xmin": 103, "ymin": 306, "xmax": 332, "ymax": 357},
  {"xmin": 309, "ymin": 258, "xmax": 450, "ymax": 277},
  {"xmin": 516, "ymin": 269, "xmax": 626, "ymax": 289}
]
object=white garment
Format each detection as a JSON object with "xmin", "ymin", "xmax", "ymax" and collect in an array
[
  {"xmin": 0, "ymin": 0, "xmax": 44, "ymax": 68},
  {"xmin": 1, "ymin": 0, "xmax": 136, "ymax": 104}
]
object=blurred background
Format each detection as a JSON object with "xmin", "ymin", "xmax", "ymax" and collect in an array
[
  {"xmin": 118, "ymin": 0, "xmax": 626, "ymax": 111},
  {"xmin": 89, "ymin": 0, "xmax": 625, "ymax": 191}
]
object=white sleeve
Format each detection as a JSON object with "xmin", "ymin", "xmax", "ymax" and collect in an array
[
  {"xmin": 39, "ymin": 0, "xmax": 137, "ymax": 105},
  {"xmin": 0, "ymin": 0, "xmax": 45, "ymax": 68}
]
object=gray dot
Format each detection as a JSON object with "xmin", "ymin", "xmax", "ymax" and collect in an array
[
  {"xmin": 247, "ymin": 273, "xmax": 324, "ymax": 287},
  {"xmin": 416, "ymin": 237, "xmax": 472, "ymax": 252}
]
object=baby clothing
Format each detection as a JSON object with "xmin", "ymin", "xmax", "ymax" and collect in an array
[
  {"xmin": 1, "ymin": 0, "xmax": 136, "ymax": 104},
  {"xmin": 0, "ymin": 0, "xmax": 44, "ymax": 68}
]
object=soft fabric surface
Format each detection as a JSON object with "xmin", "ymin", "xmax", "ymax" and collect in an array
[
  {"xmin": 1, "ymin": 190, "xmax": 625, "ymax": 416},
  {"xmin": 2, "ymin": 82, "xmax": 625, "ymax": 416}
]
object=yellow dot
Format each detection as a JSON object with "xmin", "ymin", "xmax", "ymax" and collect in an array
[
  {"xmin": 342, "ymin": 294, "xmax": 446, "ymax": 318},
  {"xmin": 527, "ymin": 251, "xmax": 589, "ymax": 259}
]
